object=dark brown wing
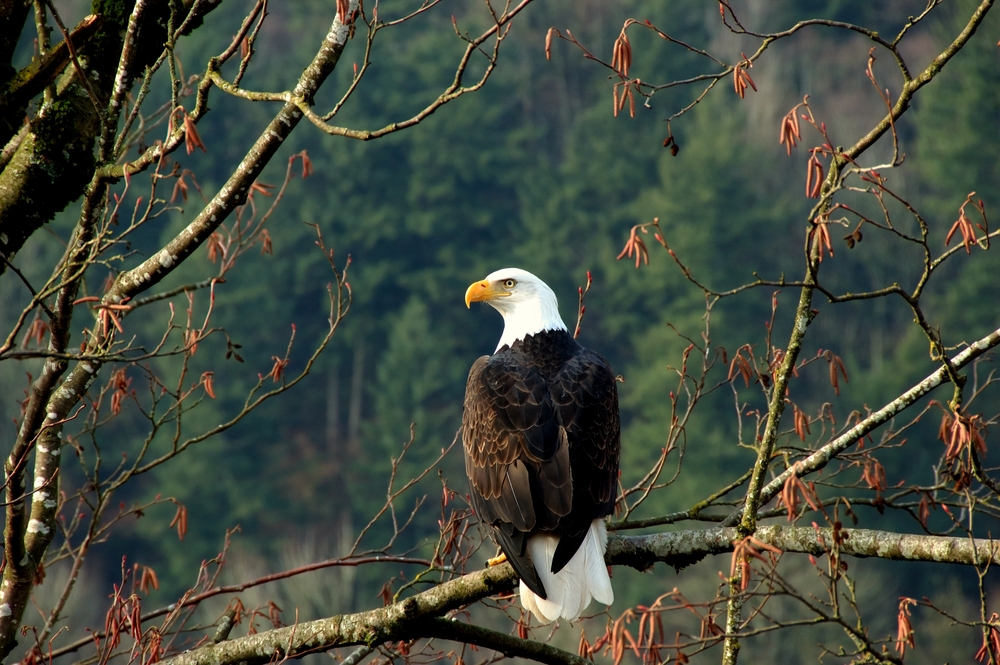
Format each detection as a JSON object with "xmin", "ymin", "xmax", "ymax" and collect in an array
[
  {"xmin": 462, "ymin": 354, "xmax": 573, "ymax": 596},
  {"xmin": 548, "ymin": 348, "xmax": 620, "ymax": 573}
]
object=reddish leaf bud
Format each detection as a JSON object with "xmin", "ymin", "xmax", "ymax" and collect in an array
[{"xmin": 545, "ymin": 27, "xmax": 557, "ymax": 61}]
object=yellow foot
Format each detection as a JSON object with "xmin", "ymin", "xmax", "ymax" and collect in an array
[{"xmin": 487, "ymin": 553, "xmax": 508, "ymax": 566}]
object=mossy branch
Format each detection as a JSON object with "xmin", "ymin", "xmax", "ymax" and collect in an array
[{"xmin": 156, "ymin": 527, "xmax": 1000, "ymax": 665}]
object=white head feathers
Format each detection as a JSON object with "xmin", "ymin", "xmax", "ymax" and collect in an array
[{"xmin": 466, "ymin": 268, "xmax": 568, "ymax": 352}]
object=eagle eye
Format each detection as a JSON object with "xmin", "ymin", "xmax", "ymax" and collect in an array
[{"xmin": 502, "ymin": 279, "xmax": 516, "ymax": 289}]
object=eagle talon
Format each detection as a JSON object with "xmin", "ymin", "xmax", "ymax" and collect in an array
[{"xmin": 487, "ymin": 553, "xmax": 508, "ymax": 567}]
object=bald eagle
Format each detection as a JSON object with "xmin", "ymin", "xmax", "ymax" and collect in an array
[{"xmin": 463, "ymin": 268, "xmax": 620, "ymax": 623}]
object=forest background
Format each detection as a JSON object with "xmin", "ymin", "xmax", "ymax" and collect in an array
[{"xmin": 1, "ymin": 0, "xmax": 998, "ymax": 663}]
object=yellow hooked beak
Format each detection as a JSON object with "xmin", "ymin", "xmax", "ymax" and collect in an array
[{"xmin": 464, "ymin": 279, "xmax": 509, "ymax": 308}]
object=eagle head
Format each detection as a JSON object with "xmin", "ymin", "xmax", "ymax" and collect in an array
[{"xmin": 465, "ymin": 268, "xmax": 567, "ymax": 351}]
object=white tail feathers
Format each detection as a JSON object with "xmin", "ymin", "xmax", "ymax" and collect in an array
[{"xmin": 519, "ymin": 519, "xmax": 613, "ymax": 623}]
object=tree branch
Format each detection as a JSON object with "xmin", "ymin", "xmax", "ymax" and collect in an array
[
  {"xmin": 722, "ymin": 323, "xmax": 1000, "ymax": 527},
  {"xmin": 158, "ymin": 563, "xmax": 517, "ymax": 665},
  {"xmin": 107, "ymin": 3, "xmax": 359, "ymax": 303},
  {"xmin": 416, "ymin": 618, "xmax": 591, "ymax": 665},
  {"xmin": 156, "ymin": 527, "xmax": 1000, "ymax": 665},
  {"xmin": 2, "ymin": 13, "xmax": 103, "ymax": 119},
  {"xmin": 838, "ymin": 0, "xmax": 994, "ymax": 165},
  {"xmin": 608, "ymin": 526, "xmax": 1000, "ymax": 571}
]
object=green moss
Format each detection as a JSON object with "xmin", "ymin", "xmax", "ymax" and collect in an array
[
  {"xmin": 0, "ymin": 86, "xmax": 97, "ymax": 257},
  {"xmin": 85, "ymin": 0, "xmax": 135, "ymax": 86}
]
